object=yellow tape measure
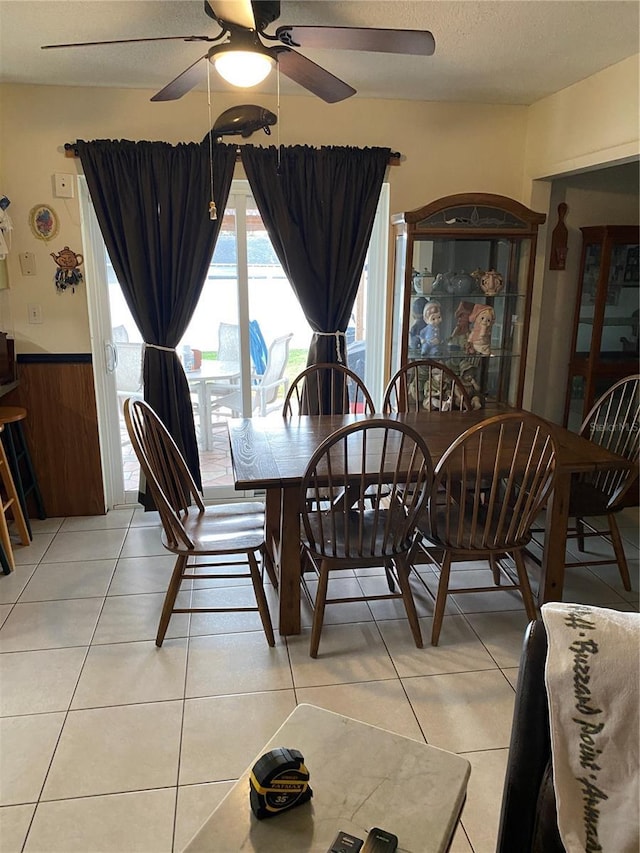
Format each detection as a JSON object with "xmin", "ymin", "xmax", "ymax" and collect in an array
[{"xmin": 249, "ymin": 747, "xmax": 313, "ymax": 820}]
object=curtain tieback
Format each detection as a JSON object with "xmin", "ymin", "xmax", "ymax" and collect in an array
[
  {"xmin": 144, "ymin": 343, "xmax": 175, "ymax": 353},
  {"xmin": 315, "ymin": 330, "xmax": 346, "ymax": 363}
]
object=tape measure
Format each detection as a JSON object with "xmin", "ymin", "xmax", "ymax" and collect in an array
[{"xmin": 249, "ymin": 747, "xmax": 313, "ymax": 820}]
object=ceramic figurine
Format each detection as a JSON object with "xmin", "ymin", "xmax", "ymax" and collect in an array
[
  {"xmin": 467, "ymin": 304, "xmax": 495, "ymax": 356},
  {"xmin": 447, "ymin": 300, "xmax": 474, "ymax": 352},
  {"xmin": 418, "ymin": 301, "xmax": 443, "ymax": 357},
  {"xmin": 447, "ymin": 271, "xmax": 475, "ymax": 296},
  {"xmin": 420, "ymin": 268, "xmax": 435, "ymax": 294},
  {"xmin": 470, "ymin": 268, "xmax": 484, "ymax": 290},
  {"xmin": 458, "ymin": 360, "xmax": 483, "ymax": 409},
  {"xmin": 409, "ymin": 296, "xmax": 428, "ymax": 350},
  {"xmin": 422, "ymin": 366, "xmax": 447, "ymax": 410},
  {"xmin": 431, "ymin": 272, "xmax": 452, "ymax": 295},
  {"xmin": 480, "ymin": 269, "xmax": 504, "ymax": 295}
]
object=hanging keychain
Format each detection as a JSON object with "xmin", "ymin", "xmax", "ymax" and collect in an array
[{"xmin": 50, "ymin": 246, "xmax": 84, "ymax": 293}]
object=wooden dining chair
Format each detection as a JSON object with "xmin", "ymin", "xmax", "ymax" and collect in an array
[
  {"xmin": 563, "ymin": 374, "xmax": 639, "ymax": 590},
  {"xmin": 124, "ymin": 398, "xmax": 275, "ymax": 647},
  {"xmin": 384, "ymin": 360, "xmax": 475, "ymax": 590},
  {"xmin": 299, "ymin": 418, "xmax": 434, "ymax": 657},
  {"xmin": 283, "ymin": 363, "xmax": 375, "ymax": 416},
  {"xmin": 382, "ymin": 359, "xmax": 473, "ymax": 413},
  {"xmin": 415, "ymin": 412, "xmax": 558, "ymax": 645},
  {"xmin": 284, "ymin": 363, "xmax": 378, "ymax": 522}
]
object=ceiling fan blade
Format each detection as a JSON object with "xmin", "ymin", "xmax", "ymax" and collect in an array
[
  {"xmin": 42, "ymin": 35, "xmax": 219, "ymax": 50},
  {"xmin": 276, "ymin": 49, "xmax": 355, "ymax": 103},
  {"xmin": 275, "ymin": 26, "xmax": 435, "ymax": 56},
  {"xmin": 205, "ymin": 0, "xmax": 255, "ymax": 30},
  {"xmin": 150, "ymin": 54, "xmax": 208, "ymax": 102}
]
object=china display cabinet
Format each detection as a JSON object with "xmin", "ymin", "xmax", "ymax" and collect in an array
[
  {"xmin": 391, "ymin": 193, "xmax": 546, "ymax": 409},
  {"xmin": 564, "ymin": 225, "xmax": 639, "ymax": 430}
]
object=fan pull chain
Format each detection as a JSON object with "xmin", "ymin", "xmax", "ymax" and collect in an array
[
  {"xmin": 276, "ymin": 61, "xmax": 281, "ymax": 176},
  {"xmin": 206, "ymin": 61, "xmax": 217, "ymax": 220}
]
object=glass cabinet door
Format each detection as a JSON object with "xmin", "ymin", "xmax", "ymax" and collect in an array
[
  {"xmin": 565, "ymin": 226, "xmax": 639, "ymax": 429},
  {"xmin": 391, "ymin": 194, "xmax": 545, "ymax": 409},
  {"xmin": 406, "ymin": 236, "xmax": 529, "ymax": 405}
]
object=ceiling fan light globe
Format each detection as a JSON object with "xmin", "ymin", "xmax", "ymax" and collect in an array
[{"xmin": 213, "ymin": 51, "xmax": 274, "ymax": 87}]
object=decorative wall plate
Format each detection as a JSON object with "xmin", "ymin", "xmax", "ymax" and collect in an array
[{"xmin": 29, "ymin": 204, "xmax": 59, "ymax": 241}]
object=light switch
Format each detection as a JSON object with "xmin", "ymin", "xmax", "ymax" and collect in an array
[
  {"xmin": 28, "ymin": 303, "xmax": 43, "ymax": 324},
  {"xmin": 19, "ymin": 252, "xmax": 36, "ymax": 276}
]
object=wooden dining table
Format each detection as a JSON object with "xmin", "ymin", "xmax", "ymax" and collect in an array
[{"xmin": 227, "ymin": 406, "xmax": 631, "ymax": 635}]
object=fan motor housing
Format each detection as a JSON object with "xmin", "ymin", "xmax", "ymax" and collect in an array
[{"xmin": 204, "ymin": 0, "xmax": 281, "ymax": 31}]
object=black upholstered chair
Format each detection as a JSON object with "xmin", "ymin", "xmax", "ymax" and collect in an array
[{"xmin": 497, "ymin": 619, "xmax": 565, "ymax": 853}]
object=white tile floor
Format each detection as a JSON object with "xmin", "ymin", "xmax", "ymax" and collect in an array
[{"xmin": 0, "ymin": 507, "xmax": 638, "ymax": 853}]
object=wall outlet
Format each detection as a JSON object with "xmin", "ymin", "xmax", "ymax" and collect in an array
[
  {"xmin": 54, "ymin": 173, "xmax": 74, "ymax": 198},
  {"xmin": 19, "ymin": 252, "xmax": 36, "ymax": 276},
  {"xmin": 28, "ymin": 303, "xmax": 43, "ymax": 324}
]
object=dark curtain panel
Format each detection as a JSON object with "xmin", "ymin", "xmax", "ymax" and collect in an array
[
  {"xmin": 76, "ymin": 138, "xmax": 236, "ymax": 504},
  {"xmin": 241, "ymin": 144, "xmax": 389, "ymax": 412}
]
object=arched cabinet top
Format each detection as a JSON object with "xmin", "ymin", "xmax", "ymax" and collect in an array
[{"xmin": 392, "ymin": 193, "xmax": 546, "ymax": 233}]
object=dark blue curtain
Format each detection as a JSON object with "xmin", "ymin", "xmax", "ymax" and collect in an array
[
  {"xmin": 77, "ymin": 139, "xmax": 236, "ymax": 503},
  {"xmin": 241, "ymin": 144, "xmax": 389, "ymax": 411}
]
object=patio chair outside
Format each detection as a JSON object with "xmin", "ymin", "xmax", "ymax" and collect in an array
[
  {"xmin": 211, "ymin": 333, "xmax": 294, "ymax": 418},
  {"xmin": 115, "ymin": 342, "xmax": 143, "ymax": 411}
]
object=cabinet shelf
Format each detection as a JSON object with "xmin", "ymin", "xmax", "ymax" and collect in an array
[
  {"xmin": 392, "ymin": 193, "xmax": 545, "ymax": 408},
  {"xmin": 579, "ymin": 316, "xmax": 635, "ymax": 327}
]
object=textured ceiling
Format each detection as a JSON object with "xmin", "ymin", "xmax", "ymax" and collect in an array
[{"xmin": 0, "ymin": 0, "xmax": 638, "ymax": 105}]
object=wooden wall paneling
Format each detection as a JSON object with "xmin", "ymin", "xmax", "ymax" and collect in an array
[{"xmin": 11, "ymin": 358, "xmax": 105, "ymax": 517}]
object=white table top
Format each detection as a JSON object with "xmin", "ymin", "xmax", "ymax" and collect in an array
[
  {"xmin": 186, "ymin": 360, "xmax": 240, "ymax": 383},
  {"xmin": 182, "ymin": 704, "xmax": 470, "ymax": 853}
]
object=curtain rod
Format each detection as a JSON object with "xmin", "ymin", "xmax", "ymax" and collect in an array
[{"xmin": 63, "ymin": 142, "xmax": 401, "ymax": 165}]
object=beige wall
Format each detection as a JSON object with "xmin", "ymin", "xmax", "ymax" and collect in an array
[
  {"xmin": 521, "ymin": 54, "xmax": 639, "ymax": 416},
  {"xmin": 523, "ymin": 54, "xmax": 640, "ymax": 183},
  {"xmin": 528, "ymin": 166, "xmax": 639, "ymax": 421},
  {"xmin": 1, "ymin": 83, "xmax": 528, "ymax": 354},
  {"xmin": 0, "ymin": 53, "xmax": 638, "ymax": 395}
]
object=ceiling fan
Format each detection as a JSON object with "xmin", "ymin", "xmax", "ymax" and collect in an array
[{"xmin": 41, "ymin": 0, "xmax": 435, "ymax": 104}]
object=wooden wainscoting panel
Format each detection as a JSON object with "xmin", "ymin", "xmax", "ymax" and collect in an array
[{"xmin": 11, "ymin": 357, "xmax": 105, "ymax": 517}]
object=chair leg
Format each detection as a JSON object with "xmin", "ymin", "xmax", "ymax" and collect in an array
[
  {"xmin": 261, "ymin": 545, "xmax": 278, "ymax": 590},
  {"xmin": 248, "ymin": 550, "xmax": 275, "ymax": 646},
  {"xmin": 608, "ymin": 514, "xmax": 632, "ymax": 592},
  {"xmin": 576, "ymin": 517, "xmax": 586, "ymax": 552},
  {"xmin": 0, "ymin": 439, "xmax": 30, "ymax": 546},
  {"xmin": 310, "ymin": 559, "xmax": 330, "ymax": 658},
  {"xmin": 384, "ymin": 558, "xmax": 397, "ymax": 593},
  {"xmin": 431, "ymin": 552, "xmax": 452, "ymax": 646},
  {"xmin": 490, "ymin": 553, "xmax": 501, "ymax": 585},
  {"xmin": 513, "ymin": 550, "xmax": 537, "ymax": 623},
  {"xmin": 156, "ymin": 554, "xmax": 187, "ymax": 647},
  {"xmin": 395, "ymin": 555, "xmax": 423, "ymax": 648},
  {"xmin": 0, "ymin": 501, "xmax": 14, "ymax": 571}
]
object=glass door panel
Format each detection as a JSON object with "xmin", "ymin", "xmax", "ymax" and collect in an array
[{"xmin": 84, "ymin": 178, "xmax": 388, "ymax": 506}]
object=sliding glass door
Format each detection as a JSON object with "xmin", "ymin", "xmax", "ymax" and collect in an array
[{"xmin": 81, "ymin": 178, "xmax": 388, "ymax": 508}]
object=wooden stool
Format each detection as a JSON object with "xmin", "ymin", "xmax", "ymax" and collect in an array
[
  {"xmin": 0, "ymin": 407, "xmax": 46, "ymax": 538},
  {"xmin": 0, "ymin": 424, "xmax": 30, "ymax": 572}
]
